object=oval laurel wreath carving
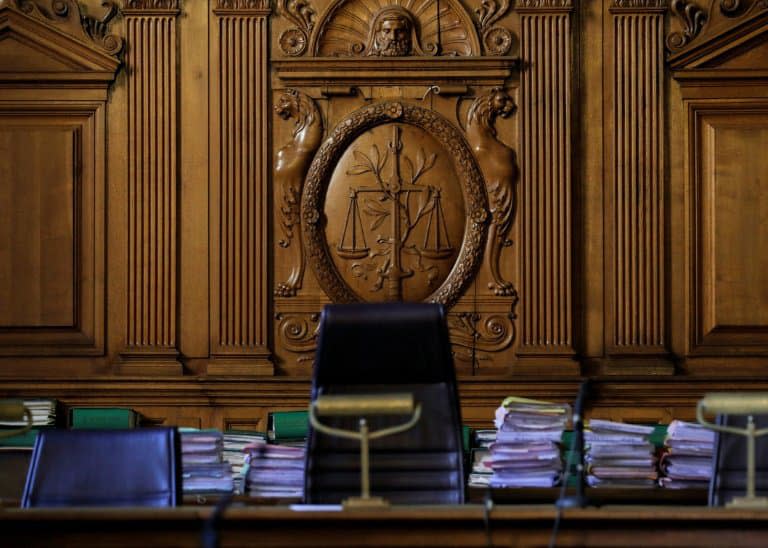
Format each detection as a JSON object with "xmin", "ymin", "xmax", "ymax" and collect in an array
[{"xmin": 301, "ymin": 101, "xmax": 489, "ymax": 308}]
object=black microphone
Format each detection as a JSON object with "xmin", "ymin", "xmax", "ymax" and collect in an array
[{"xmin": 555, "ymin": 378, "xmax": 591, "ymax": 509}]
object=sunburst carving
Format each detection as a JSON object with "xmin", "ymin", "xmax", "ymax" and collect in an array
[{"xmin": 311, "ymin": 0, "xmax": 480, "ymax": 57}]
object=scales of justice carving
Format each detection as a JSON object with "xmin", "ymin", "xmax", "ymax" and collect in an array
[{"xmin": 336, "ymin": 124, "xmax": 454, "ymax": 301}]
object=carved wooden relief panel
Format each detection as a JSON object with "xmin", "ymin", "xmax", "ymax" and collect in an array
[
  {"xmin": 271, "ymin": 0, "xmax": 520, "ymax": 374},
  {"xmin": 0, "ymin": 1, "xmax": 120, "ymax": 357}
]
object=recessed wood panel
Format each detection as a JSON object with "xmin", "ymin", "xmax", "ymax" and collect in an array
[
  {"xmin": 0, "ymin": 122, "xmax": 76, "ymax": 327},
  {"xmin": 694, "ymin": 108, "xmax": 768, "ymax": 350},
  {"xmin": 0, "ymin": 108, "xmax": 102, "ymax": 356}
]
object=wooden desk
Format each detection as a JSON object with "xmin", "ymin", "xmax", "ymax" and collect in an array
[{"xmin": 3, "ymin": 505, "xmax": 768, "ymax": 547}]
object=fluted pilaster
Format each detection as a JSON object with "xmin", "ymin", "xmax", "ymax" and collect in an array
[
  {"xmin": 120, "ymin": 1, "xmax": 181, "ymax": 374},
  {"xmin": 517, "ymin": 1, "xmax": 576, "ymax": 370},
  {"xmin": 608, "ymin": 1, "xmax": 669, "ymax": 370},
  {"xmin": 209, "ymin": 0, "xmax": 273, "ymax": 375}
]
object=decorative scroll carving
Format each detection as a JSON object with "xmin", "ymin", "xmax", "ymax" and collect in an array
[
  {"xmin": 467, "ymin": 88, "xmax": 518, "ymax": 297},
  {"xmin": 720, "ymin": 0, "xmax": 743, "ymax": 14},
  {"xmin": 302, "ymin": 101, "xmax": 488, "ymax": 308},
  {"xmin": 667, "ymin": 0, "xmax": 707, "ymax": 50},
  {"xmin": 275, "ymin": 312, "xmax": 319, "ymax": 353},
  {"xmin": 274, "ymin": 89, "xmax": 323, "ymax": 298},
  {"xmin": 449, "ymin": 312, "xmax": 516, "ymax": 352},
  {"xmin": 14, "ymin": 0, "xmax": 123, "ymax": 55},
  {"xmin": 277, "ymin": 0, "xmax": 315, "ymax": 56},
  {"xmin": 311, "ymin": 0, "xmax": 481, "ymax": 57},
  {"xmin": 448, "ymin": 311, "xmax": 517, "ymax": 370},
  {"xmin": 475, "ymin": 0, "xmax": 513, "ymax": 55}
]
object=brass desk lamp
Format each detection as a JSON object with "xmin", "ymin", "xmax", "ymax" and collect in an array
[
  {"xmin": 309, "ymin": 393, "xmax": 421, "ymax": 509},
  {"xmin": 698, "ymin": 392, "xmax": 768, "ymax": 508},
  {"xmin": 0, "ymin": 399, "xmax": 32, "ymax": 440}
]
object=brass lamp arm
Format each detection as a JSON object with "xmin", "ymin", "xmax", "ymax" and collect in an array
[
  {"xmin": 697, "ymin": 401, "xmax": 768, "ymax": 438},
  {"xmin": 309, "ymin": 403, "xmax": 422, "ymax": 441}
]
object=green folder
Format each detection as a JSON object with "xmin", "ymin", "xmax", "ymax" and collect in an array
[
  {"xmin": 268, "ymin": 410, "xmax": 309, "ymax": 442},
  {"xmin": 70, "ymin": 408, "xmax": 137, "ymax": 429}
]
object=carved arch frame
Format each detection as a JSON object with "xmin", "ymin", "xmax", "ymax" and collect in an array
[{"xmin": 301, "ymin": 101, "xmax": 489, "ymax": 308}]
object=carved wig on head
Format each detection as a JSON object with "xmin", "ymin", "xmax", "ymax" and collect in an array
[{"xmin": 364, "ymin": 5, "xmax": 426, "ymax": 56}]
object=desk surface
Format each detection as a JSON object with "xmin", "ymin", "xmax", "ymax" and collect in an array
[{"xmin": 3, "ymin": 504, "xmax": 768, "ymax": 547}]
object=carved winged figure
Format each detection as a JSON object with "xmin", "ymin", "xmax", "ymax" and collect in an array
[
  {"xmin": 274, "ymin": 89, "xmax": 323, "ymax": 297},
  {"xmin": 467, "ymin": 87, "xmax": 518, "ymax": 297}
]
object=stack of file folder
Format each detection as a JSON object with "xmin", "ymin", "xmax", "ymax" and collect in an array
[
  {"xmin": 658, "ymin": 419, "xmax": 714, "ymax": 489},
  {"xmin": 489, "ymin": 396, "xmax": 570, "ymax": 488},
  {"xmin": 180, "ymin": 429, "xmax": 234, "ymax": 495},
  {"xmin": 222, "ymin": 431, "xmax": 267, "ymax": 495},
  {"xmin": 244, "ymin": 440, "xmax": 305, "ymax": 499},
  {"xmin": 585, "ymin": 419, "xmax": 658, "ymax": 488}
]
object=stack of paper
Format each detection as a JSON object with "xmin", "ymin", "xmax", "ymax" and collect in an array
[
  {"xmin": 244, "ymin": 440, "xmax": 305, "ymax": 499},
  {"xmin": 222, "ymin": 431, "xmax": 267, "ymax": 495},
  {"xmin": 180, "ymin": 429, "xmax": 234, "ymax": 495},
  {"xmin": 467, "ymin": 447, "xmax": 492, "ymax": 487},
  {"xmin": 585, "ymin": 419, "xmax": 657, "ymax": 488},
  {"xmin": 488, "ymin": 396, "xmax": 570, "ymax": 488},
  {"xmin": 0, "ymin": 399, "xmax": 56, "ymax": 427},
  {"xmin": 658, "ymin": 420, "xmax": 714, "ymax": 489}
]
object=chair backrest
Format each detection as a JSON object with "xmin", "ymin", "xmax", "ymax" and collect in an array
[
  {"xmin": 305, "ymin": 302, "xmax": 465, "ymax": 505},
  {"xmin": 22, "ymin": 427, "xmax": 181, "ymax": 507},
  {"xmin": 709, "ymin": 414, "xmax": 768, "ymax": 506}
]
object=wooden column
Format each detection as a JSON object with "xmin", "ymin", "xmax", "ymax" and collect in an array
[
  {"xmin": 606, "ymin": 0, "xmax": 670, "ymax": 373},
  {"xmin": 209, "ymin": 0, "xmax": 273, "ymax": 375},
  {"xmin": 119, "ymin": 0, "xmax": 182, "ymax": 374},
  {"xmin": 517, "ymin": 0, "xmax": 577, "ymax": 373}
]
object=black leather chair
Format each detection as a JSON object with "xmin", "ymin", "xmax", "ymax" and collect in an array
[
  {"xmin": 709, "ymin": 414, "xmax": 768, "ymax": 506},
  {"xmin": 22, "ymin": 427, "xmax": 181, "ymax": 507},
  {"xmin": 304, "ymin": 302, "xmax": 465, "ymax": 505}
]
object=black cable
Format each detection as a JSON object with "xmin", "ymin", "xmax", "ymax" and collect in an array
[
  {"xmin": 549, "ymin": 379, "xmax": 592, "ymax": 548},
  {"xmin": 201, "ymin": 493, "xmax": 234, "ymax": 548}
]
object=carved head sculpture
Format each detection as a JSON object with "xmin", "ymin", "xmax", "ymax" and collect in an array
[
  {"xmin": 274, "ymin": 88, "xmax": 318, "ymax": 138},
  {"xmin": 467, "ymin": 87, "xmax": 516, "ymax": 136},
  {"xmin": 365, "ymin": 6, "xmax": 423, "ymax": 57}
]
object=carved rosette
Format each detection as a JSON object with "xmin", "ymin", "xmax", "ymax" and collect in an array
[
  {"xmin": 277, "ymin": 0, "xmax": 315, "ymax": 56},
  {"xmin": 14, "ymin": 0, "xmax": 124, "ymax": 55},
  {"xmin": 302, "ymin": 101, "xmax": 488, "ymax": 308},
  {"xmin": 475, "ymin": 0, "xmax": 513, "ymax": 55}
]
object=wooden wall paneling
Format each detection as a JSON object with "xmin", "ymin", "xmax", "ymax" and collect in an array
[
  {"xmin": 208, "ymin": 0, "xmax": 274, "ymax": 376},
  {"xmin": 668, "ymin": 1, "xmax": 768, "ymax": 374},
  {"xmin": 118, "ymin": 1, "xmax": 182, "ymax": 374},
  {"xmin": 516, "ymin": 0, "xmax": 578, "ymax": 374},
  {"xmin": 0, "ymin": 1, "xmax": 121, "ymax": 361},
  {"xmin": 604, "ymin": 1, "xmax": 671, "ymax": 374}
]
